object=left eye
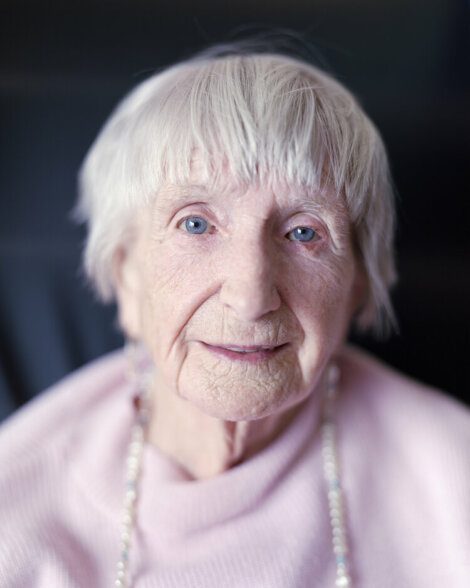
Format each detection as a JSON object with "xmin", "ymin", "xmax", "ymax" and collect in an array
[
  {"xmin": 181, "ymin": 216, "xmax": 209, "ymax": 234},
  {"xmin": 286, "ymin": 226, "xmax": 318, "ymax": 242}
]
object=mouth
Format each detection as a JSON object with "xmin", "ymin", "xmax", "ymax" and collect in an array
[{"xmin": 200, "ymin": 342, "xmax": 289, "ymax": 363}]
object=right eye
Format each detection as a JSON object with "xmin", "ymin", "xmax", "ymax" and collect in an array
[
  {"xmin": 286, "ymin": 226, "xmax": 319, "ymax": 243},
  {"xmin": 180, "ymin": 216, "xmax": 209, "ymax": 234}
]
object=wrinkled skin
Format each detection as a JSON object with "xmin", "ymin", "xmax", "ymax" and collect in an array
[{"xmin": 114, "ymin": 174, "xmax": 364, "ymax": 479}]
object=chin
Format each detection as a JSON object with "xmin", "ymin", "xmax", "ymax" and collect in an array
[{"xmin": 178, "ymin": 381, "xmax": 307, "ymax": 422}]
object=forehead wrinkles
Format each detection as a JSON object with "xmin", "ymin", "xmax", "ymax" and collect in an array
[
  {"xmin": 154, "ymin": 176, "xmax": 344, "ymax": 212},
  {"xmin": 156, "ymin": 149, "xmax": 344, "ymax": 209}
]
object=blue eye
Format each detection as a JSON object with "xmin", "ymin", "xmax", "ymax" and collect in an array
[
  {"xmin": 287, "ymin": 226, "xmax": 318, "ymax": 242},
  {"xmin": 183, "ymin": 216, "xmax": 208, "ymax": 234}
]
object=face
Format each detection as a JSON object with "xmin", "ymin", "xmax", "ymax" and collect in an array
[{"xmin": 115, "ymin": 174, "xmax": 363, "ymax": 421}]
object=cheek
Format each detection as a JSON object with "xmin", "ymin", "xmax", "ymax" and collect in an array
[
  {"xmin": 136, "ymin": 241, "xmax": 216, "ymax": 366},
  {"xmin": 285, "ymin": 249, "xmax": 356, "ymax": 318},
  {"xmin": 285, "ymin": 254, "xmax": 356, "ymax": 370}
]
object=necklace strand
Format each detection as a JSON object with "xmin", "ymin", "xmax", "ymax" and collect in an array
[
  {"xmin": 321, "ymin": 365, "xmax": 353, "ymax": 587},
  {"xmin": 114, "ymin": 364, "xmax": 352, "ymax": 587},
  {"xmin": 114, "ymin": 378, "xmax": 151, "ymax": 588}
]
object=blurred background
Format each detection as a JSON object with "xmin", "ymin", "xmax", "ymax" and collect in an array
[{"xmin": 0, "ymin": 0, "xmax": 469, "ymax": 420}]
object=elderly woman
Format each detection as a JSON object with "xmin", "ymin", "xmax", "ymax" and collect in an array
[{"xmin": 0, "ymin": 46, "xmax": 469, "ymax": 588}]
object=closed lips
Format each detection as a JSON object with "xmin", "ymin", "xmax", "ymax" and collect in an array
[
  {"xmin": 204, "ymin": 343, "xmax": 288, "ymax": 353},
  {"xmin": 223, "ymin": 345, "xmax": 274, "ymax": 353}
]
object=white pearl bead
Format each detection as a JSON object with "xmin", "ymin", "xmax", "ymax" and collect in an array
[
  {"xmin": 126, "ymin": 456, "xmax": 139, "ymax": 469},
  {"xmin": 321, "ymin": 365, "xmax": 353, "ymax": 586},
  {"xmin": 126, "ymin": 488, "xmax": 137, "ymax": 500},
  {"xmin": 333, "ymin": 536, "xmax": 346, "ymax": 548}
]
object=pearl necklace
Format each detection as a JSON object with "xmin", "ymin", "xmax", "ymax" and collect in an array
[
  {"xmin": 114, "ymin": 347, "xmax": 152, "ymax": 588},
  {"xmin": 321, "ymin": 365, "xmax": 352, "ymax": 587},
  {"xmin": 114, "ymin": 364, "xmax": 352, "ymax": 587}
]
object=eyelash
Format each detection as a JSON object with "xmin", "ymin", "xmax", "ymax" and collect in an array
[{"xmin": 177, "ymin": 215, "xmax": 323, "ymax": 244}]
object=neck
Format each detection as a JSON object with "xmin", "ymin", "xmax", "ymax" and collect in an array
[{"xmin": 146, "ymin": 373, "xmax": 309, "ymax": 480}]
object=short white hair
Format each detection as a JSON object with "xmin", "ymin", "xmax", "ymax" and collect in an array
[{"xmin": 76, "ymin": 48, "xmax": 397, "ymax": 335}]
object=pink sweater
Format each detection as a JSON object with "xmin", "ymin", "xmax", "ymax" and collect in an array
[{"xmin": 0, "ymin": 346, "xmax": 469, "ymax": 587}]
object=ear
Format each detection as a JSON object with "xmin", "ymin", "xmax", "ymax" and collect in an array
[{"xmin": 112, "ymin": 245, "xmax": 142, "ymax": 340}]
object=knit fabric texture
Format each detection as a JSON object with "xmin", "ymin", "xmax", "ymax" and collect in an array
[{"xmin": 0, "ymin": 346, "xmax": 469, "ymax": 587}]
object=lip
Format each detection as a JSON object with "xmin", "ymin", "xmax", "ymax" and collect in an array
[{"xmin": 200, "ymin": 342, "xmax": 289, "ymax": 363}]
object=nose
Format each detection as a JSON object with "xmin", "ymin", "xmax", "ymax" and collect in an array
[{"xmin": 219, "ymin": 238, "xmax": 281, "ymax": 322}]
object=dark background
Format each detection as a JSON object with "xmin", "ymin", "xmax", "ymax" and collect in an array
[{"xmin": 0, "ymin": 0, "xmax": 469, "ymax": 420}]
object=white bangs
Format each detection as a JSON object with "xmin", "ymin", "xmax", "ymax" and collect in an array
[
  {"xmin": 77, "ymin": 51, "xmax": 396, "ymax": 335},
  {"xmin": 112, "ymin": 55, "xmax": 373, "ymax": 198}
]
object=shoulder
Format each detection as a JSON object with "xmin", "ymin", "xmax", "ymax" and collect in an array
[
  {"xmin": 0, "ymin": 348, "xmax": 129, "ymax": 518},
  {"xmin": 339, "ymin": 344, "xmax": 470, "ymax": 479},
  {"xmin": 0, "ymin": 349, "xmax": 129, "ymax": 578},
  {"xmin": 338, "ymin": 347, "xmax": 470, "ymax": 581},
  {"xmin": 0, "ymin": 348, "xmax": 127, "ymax": 464},
  {"xmin": 0, "ymin": 347, "xmax": 129, "ymax": 511},
  {"xmin": 340, "ymin": 345, "xmax": 470, "ymax": 432}
]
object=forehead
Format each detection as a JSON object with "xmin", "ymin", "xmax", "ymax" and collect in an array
[
  {"xmin": 155, "ymin": 152, "xmax": 335, "ymax": 208},
  {"xmin": 154, "ymin": 178, "xmax": 343, "ymax": 216}
]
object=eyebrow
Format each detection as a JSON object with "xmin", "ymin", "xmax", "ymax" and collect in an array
[
  {"xmin": 154, "ymin": 184, "xmax": 217, "ymax": 209},
  {"xmin": 154, "ymin": 182, "xmax": 337, "ymax": 215}
]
